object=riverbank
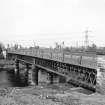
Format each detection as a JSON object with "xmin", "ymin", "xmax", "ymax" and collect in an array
[
  {"xmin": 0, "ymin": 59, "xmax": 15, "ymax": 70},
  {"xmin": 0, "ymin": 83, "xmax": 105, "ymax": 105}
]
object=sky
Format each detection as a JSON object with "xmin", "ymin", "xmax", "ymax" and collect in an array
[{"xmin": 0, "ymin": 0, "xmax": 105, "ymax": 48}]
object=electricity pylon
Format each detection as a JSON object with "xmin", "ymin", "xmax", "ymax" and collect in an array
[{"xmin": 84, "ymin": 29, "xmax": 92, "ymax": 48}]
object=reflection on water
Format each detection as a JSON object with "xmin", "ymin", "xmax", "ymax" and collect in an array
[
  {"xmin": 0, "ymin": 69, "xmax": 27, "ymax": 88},
  {"xmin": 0, "ymin": 70, "xmax": 12, "ymax": 88}
]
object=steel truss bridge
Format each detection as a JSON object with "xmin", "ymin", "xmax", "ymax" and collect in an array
[{"xmin": 7, "ymin": 49, "xmax": 97, "ymax": 91}]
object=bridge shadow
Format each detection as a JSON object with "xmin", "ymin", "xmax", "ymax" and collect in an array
[{"xmin": 7, "ymin": 69, "xmax": 28, "ymax": 87}]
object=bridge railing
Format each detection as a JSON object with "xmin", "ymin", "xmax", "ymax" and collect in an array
[{"xmin": 7, "ymin": 48, "xmax": 97, "ymax": 69}]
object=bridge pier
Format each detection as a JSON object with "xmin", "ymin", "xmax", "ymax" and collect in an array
[
  {"xmin": 49, "ymin": 73, "xmax": 54, "ymax": 84},
  {"xmin": 15, "ymin": 60, "xmax": 19, "ymax": 75},
  {"xmin": 25, "ymin": 63, "xmax": 30, "ymax": 85},
  {"xmin": 33, "ymin": 66, "xmax": 39, "ymax": 85},
  {"xmin": 15, "ymin": 59, "xmax": 20, "ymax": 83}
]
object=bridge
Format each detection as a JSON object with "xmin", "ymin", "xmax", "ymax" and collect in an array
[{"xmin": 7, "ymin": 48, "xmax": 97, "ymax": 91}]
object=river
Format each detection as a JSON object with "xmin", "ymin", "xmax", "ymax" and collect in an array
[
  {"xmin": 0, "ymin": 70, "xmax": 12, "ymax": 88},
  {"xmin": 0, "ymin": 69, "xmax": 59, "ymax": 88},
  {"xmin": 0, "ymin": 69, "xmax": 28, "ymax": 88}
]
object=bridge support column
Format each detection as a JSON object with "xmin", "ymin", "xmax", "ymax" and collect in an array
[
  {"xmin": 15, "ymin": 59, "xmax": 20, "ymax": 83},
  {"xmin": 25, "ymin": 63, "xmax": 29, "ymax": 85},
  {"xmin": 15, "ymin": 60, "xmax": 19, "ymax": 75},
  {"xmin": 49, "ymin": 73, "xmax": 54, "ymax": 84},
  {"xmin": 33, "ymin": 66, "xmax": 39, "ymax": 85}
]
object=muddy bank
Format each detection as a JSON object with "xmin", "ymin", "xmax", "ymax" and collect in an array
[{"xmin": 0, "ymin": 83, "xmax": 104, "ymax": 105}]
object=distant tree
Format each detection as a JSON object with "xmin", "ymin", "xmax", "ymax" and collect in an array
[
  {"xmin": 14, "ymin": 44, "xmax": 19, "ymax": 50},
  {"xmin": 19, "ymin": 45, "xmax": 23, "ymax": 49},
  {"xmin": 87, "ymin": 43, "xmax": 97, "ymax": 52},
  {"xmin": 7, "ymin": 44, "xmax": 10, "ymax": 49},
  {"xmin": 0, "ymin": 43, "xmax": 5, "ymax": 59},
  {"xmin": 0, "ymin": 44, "xmax": 3, "ymax": 54},
  {"xmin": 91, "ymin": 43, "xmax": 97, "ymax": 49},
  {"xmin": 55, "ymin": 42, "xmax": 62, "ymax": 50}
]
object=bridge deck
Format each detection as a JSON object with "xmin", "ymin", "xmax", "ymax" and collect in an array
[{"xmin": 7, "ymin": 49, "xmax": 97, "ymax": 69}]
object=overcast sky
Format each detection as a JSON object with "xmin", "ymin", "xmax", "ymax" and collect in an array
[{"xmin": 0, "ymin": 0, "xmax": 105, "ymax": 47}]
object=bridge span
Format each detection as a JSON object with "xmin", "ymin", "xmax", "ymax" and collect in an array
[{"xmin": 7, "ymin": 48, "xmax": 97, "ymax": 91}]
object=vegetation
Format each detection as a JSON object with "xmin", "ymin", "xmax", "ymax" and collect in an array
[
  {"xmin": 6, "ymin": 42, "xmax": 105, "ymax": 55},
  {"xmin": 0, "ymin": 43, "xmax": 5, "ymax": 59}
]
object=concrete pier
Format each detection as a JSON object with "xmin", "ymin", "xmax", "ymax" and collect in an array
[
  {"xmin": 25, "ymin": 63, "xmax": 29, "ymax": 85},
  {"xmin": 33, "ymin": 66, "xmax": 39, "ymax": 85},
  {"xmin": 15, "ymin": 60, "xmax": 20, "ymax": 83},
  {"xmin": 49, "ymin": 73, "xmax": 54, "ymax": 84},
  {"xmin": 15, "ymin": 60, "xmax": 19, "ymax": 75}
]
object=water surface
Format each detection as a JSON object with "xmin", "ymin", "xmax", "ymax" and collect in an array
[{"xmin": 0, "ymin": 69, "xmax": 26, "ymax": 88}]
